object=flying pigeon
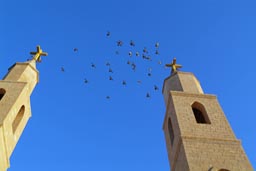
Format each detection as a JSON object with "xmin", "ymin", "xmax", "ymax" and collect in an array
[
  {"xmin": 136, "ymin": 52, "xmax": 139, "ymax": 57},
  {"xmin": 122, "ymin": 80, "xmax": 127, "ymax": 85},
  {"xmin": 155, "ymin": 42, "xmax": 159, "ymax": 48},
  {"xmin": 74, "ymin": 48, "xmax": 78, "ymax": 52},
  {"xmin": 146, "ymin": 93, "xmax": 150, "ymax": 98},
  {"xmin": 117, "ymin": 40, "xmax": 123, "ymax": 46},
  {"xmin": 106, "ymin": 31, "xmax": 111, "ymax": 37},
  {"xmin": 127, "ymin": 61, "xmax": 131, "ymax": 65},
  {"xmin": 155, "ymin": 50, "xmax": 159, "ymax": 55},
  {"xmin": 137, "ymin": 80, "xmax": 142, "ymax": 84},
  {"xmin": 131, "ymin": 63, "xmax": 136, "ymax": 71},
  {"xmin": 106, "ymin": 62, "xmax": 111, "ymax": 66},
  {"xmin": 91, "ymin": 63, "xmax": 96, "ymax": 68},
  {"xmin": 109, "ymin": 76, "xmax": 113, "ymax": 80},
  {"xmin": 148, "ymin": 73, "xmax": 152, "ymax": 77},
  {"xmin": 130, "ymin": 40, "xmax": 135, "ymax": 46},
  {"xmin": 128, "ymin": 51, "xmax": 132, "ymax": 57},
  {"xmin": 84, "ymin": 79, "xmax": 89, "ymax": 84},
  {"xmin": 106, "ymin": 96, "xmax": 110, "ymax": 99},
  {"xmin": 109, "ymin": 68, "xmax": 113, "ymax": 73},
  {"xmin": 143, "ymin": 47, "xmax": 148, "ymax": 53},
  {"xmin": 61, "ymin": 67, "xmax": 65, "ymax": 72},
  {"xmin": 154, "ymin": 85, "xmax": 159, "ymax": 90}
]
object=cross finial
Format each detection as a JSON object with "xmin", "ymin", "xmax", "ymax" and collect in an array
[
  {"xmin": 30, "ymin": 45, "xmax": 48, "ymax": 63},
  {"xmin": 165, "ymin": 57, "xmax": 182, "ymax": 74}
]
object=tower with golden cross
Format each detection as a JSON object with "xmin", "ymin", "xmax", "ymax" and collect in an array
[
  {"xmin": 162, "ymin": 58, "xmax": 253, "ymax": 170},
  {"xmin": 0, "ymin": 46, "xmax": 47, "ymax": 171}
]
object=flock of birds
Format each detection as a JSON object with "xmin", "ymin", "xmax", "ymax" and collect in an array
[{"xmin": 61, "ymin": 31, "xmax": 169, "ymax": 100}]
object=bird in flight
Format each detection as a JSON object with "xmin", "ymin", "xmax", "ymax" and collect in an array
[
  {"xmin": 127, "ymin": 61, "xmax": 131, "ymax": 65},
  {"xmin": 73, "ymin": 48, "xmax": 78, "ymax": 52},
  {"xmin": 146, "ymin": 93, "xmax": 150, "ymax": 98},
  {"xmin": 137, "ymin": 80, "xmax": 142, "ymax": 84},
  {"xmin": 84, "ymin": 79, "xmax": 89, "ymax": 84},
  {"xmin": 135, "ymin": 52, "xmax": 139, "ymax": 57},
  {"xmin": 61, "ymin": 67, "xmax": 65, "ymax": 72},
  {"xmin": 122, "ymin": 80, "xmax": 127, "ymax": 85},
  {"xmin": 117, "ymin": 40, "xmax": 123, "ymax": 46},
  {"xmin": 91, "ymin": 63, "xmax": 96, "ymax": 68},
  {"xmin": 128, "ymin": 51, "xmax": 132, "ymax": 57},
  {"xmin": 106, "ymin": 62, "xmax": 111, "ymax": 66},
  {"xmin": 106, "ymin": 96, "xmax": 110, "ymax": 99},
  {"xmin": 131, "ymin": 63, "xmax": 136, "ymax": 71},
  {"xmin": 154, "ymin": 85, "xmax": 159, "ymax": 90},
  {"xmin": 155, "ymin": 50, "xmax": 159, "ymax": 55},
  {"xmin": 106, "ymin": 31, "xmax": 111, "ymax": 37},
  {"xmin": 109, "ymin": 76, "xmax": 113, "ymax": 80},
  {"xmin": 143, "ymin": 47, "xmax": 148, "ymax": 53},
  {"xmin": 130, "ymin": 40, "xmax": 135, "ymax": 47},
  {"xmin": 155, "ymin": 42, "xmax": 159, "ymax": 48},
  {"xmin": 109, "ymin": 68, "xmax": 113, "ymax": 73}
]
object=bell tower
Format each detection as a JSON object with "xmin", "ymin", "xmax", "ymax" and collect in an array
[
  {"xmin": 0, "ymin": 46, "xmax": 47, "ymax": 171},
  {"xmin": 162, "ymin": 58, "xmax": 253, "ymax": 171}
]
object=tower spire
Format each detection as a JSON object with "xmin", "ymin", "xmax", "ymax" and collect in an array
[
  {"xmin": 165, "ymin": 58, "xmax": 182, "ymax": 74},
  {"xmin": 30, "ymin": 45, "xmax": 48, "ymax": 63}
]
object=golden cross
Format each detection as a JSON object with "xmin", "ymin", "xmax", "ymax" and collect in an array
[
  {"xmin": 165, "ymin": 58, "xmax": 182, "ymax": 74},
  {"xmin": 30, "ymin": 45, "xmax": 48, "ymax": 63}
]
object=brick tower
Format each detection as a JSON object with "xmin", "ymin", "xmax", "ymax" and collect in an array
[
  {"xmin": 162, "ymin": 58, "xmax": 253, "ymax": 171},
  {"xmin": 0, "ymin": 46, "xmax": 47, "ymax": 171}
]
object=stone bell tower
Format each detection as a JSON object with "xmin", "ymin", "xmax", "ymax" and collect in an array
[
  {"xmin": 162, "ymin": 58, "xmax": 253, "ymax": 171},
  {"xmin": 0, "ymin": 46, "xmax": 47, "ymax": 171}
]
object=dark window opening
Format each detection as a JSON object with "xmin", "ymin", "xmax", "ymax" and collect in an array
[
  {"xmin": 0, "ymin": 88, "xmax": 6, "ymax": 100},
  {"xmin": 193, "ymin": 108, "xmax": 207, "ymax": 123},
  {"xmin": 168, "ymin": 118, "xmax": 174, "ymax": 145},
  {"xmin": 192, "ymin": 102, "xmax": 211, "ymax": 124},
  {"xmin": 219, "ymin": 169, "xmax": 230, "ymax": 171}
]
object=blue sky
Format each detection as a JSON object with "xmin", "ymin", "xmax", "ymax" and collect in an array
[{"xmin": 1, "ymin": 0, "xmax": 256, "ymax": 170}]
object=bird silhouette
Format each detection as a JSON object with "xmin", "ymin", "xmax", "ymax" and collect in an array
[
  {"xmin": 127, "ymin": 61, "xmax": 131, "ymax": 65},
  {"xmin": 131, "ymin": 63, "xmax": 136, "ymax": 71},
  {"xmin": 106, "ymin": 31, "xmax": 111, "ymax": 37},
  {"xmin": 130, "ymin": 40, "xmax": 135, "ymax": 47},
  {"xmin": 106, "ymin": 62, "xmax": 111, "ymax": 66},
  {"xmin": 155, "ymin": 50, "xmax": 159, "ymax": 55},
  {"xmin": 109, "ymin": 76, "xmax": 113, "ymax": 80},
  {"xmin": 128, "ymin": 51, "xmax": 132, "ymax": 57},
  {"xmin": 154, "ymin": 85, "xmax": 159, "ymax": 90},
  {"xmin": 137, "ymin": 80, "xmax": 142, "ymax": 84},
  {"xmin": 73, "ymin": 48, "xmax": 78, "ymax": 52},
  {"xmin": 106, "ymin": 96, "xmax": 110, "ymax": 99},
  {"xmin": 109, "ymin": 68, "xmax": 113, "ymax": 73},
  {"xmin": 122, "ymin": 80, "xmax": 127, "ymax": 85},
  {"xmin": 91, "ymin": 63, "xmax": 96, "ymax": 68},
  {"xmin": 84, "ymin": 79, "xmax": 89, "ymax": 84},
  {"xmin": 143, "ymin": 47, "xmax": 148, "ymax": 53},
  {"xmin": 117, "ymin": 40, "xmax": 123, "ymax": 46},
  {"xmin": 155, "ymin": 42, "xmax": 159, "ymax": 48},
  {"xmin": 61, "ymin": 67, "xmax": 65, "ymax": 72},
  {"xmin": 135, "ymin": 52, "xmax": 139, "ymax": 57},
  {"xmin": 146, "ymin": 93, "xmax": 150, "ymax": 98}
]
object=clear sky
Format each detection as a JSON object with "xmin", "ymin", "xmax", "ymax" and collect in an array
[{"xmin": 1, "ymin": 0, "xmax": 255, "ymax": 170}]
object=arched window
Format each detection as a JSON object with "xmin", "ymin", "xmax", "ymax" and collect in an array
[
  {"xmin": 191, "ymin": 102, "xmax": 211, "ymax": 124},
  {"xmin": 168, "ymin": 118, "xmax": 174, "ymax": 145},
  {"xmin": 12, "ymin": 105, "xmax": 25, "ymax": 134},
  {"xmin": 218, "ymin": 169, "xmax": 230, "ymax": 171},
  {"xmin": 0, "ymin": 88, "xmax": 6, "ymax": 101}
]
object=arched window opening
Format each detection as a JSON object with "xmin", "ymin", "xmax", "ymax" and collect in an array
[
  {"xmin": 218, "ymin": 169, "xmax": 230, "ymax": 171},
  {"xmin": 168, "ymin": 118, "xmax": 174, "ymax": 145},
  {"xmin": 192, "ymin": 102, "xmax": 211, "ymax": 124},
  {"xmin": 0, "ymin": 88, "xmax": 6, "ymax": 101},
  {"xmin": 12, "ymin": 105, "xmax": 25, "ymax": 134}
]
